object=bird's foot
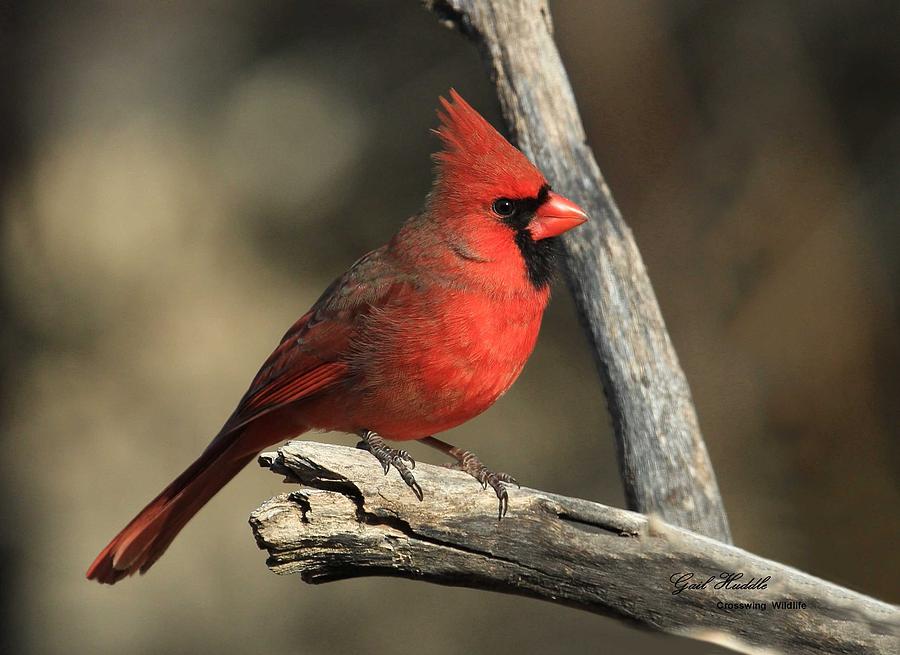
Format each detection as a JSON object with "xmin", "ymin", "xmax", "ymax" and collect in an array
[
  {"xmin": 356, "ymin": 430, "xmax": 423, "ymax": 501},
  {"xmin": 447, "ymin": 450, "xmax": 519, "ymax": 519}
]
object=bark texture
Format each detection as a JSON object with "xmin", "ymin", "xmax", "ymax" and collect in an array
[{"xmin": 251, "ymin": 442, "xmax": 898, "ymax": 655}]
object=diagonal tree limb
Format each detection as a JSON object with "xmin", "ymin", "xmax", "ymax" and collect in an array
[
  {"xmin": 421, "ymin": 0, "xmax": 732, "ymax": 542},
  {"xmin": 251, "ymin": 442, "xmax": 898, "ymax": 655}
]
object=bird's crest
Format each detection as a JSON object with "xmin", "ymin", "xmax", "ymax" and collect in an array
[{"xmin": 432, "ymin": 90, "xmax": 546, "ymax": 202}]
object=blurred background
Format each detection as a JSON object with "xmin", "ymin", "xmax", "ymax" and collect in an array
[{"xmin": 1, "ymin": 1, "xmax": 898, "ymax": 653}]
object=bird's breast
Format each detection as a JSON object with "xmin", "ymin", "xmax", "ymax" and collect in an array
[{"xmin": 347, "ymin": 286, "xmax": 548, "ymax": 439}]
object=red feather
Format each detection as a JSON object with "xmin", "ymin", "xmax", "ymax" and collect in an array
[
  {"xmin": 87, "ymin": 91, "xmax": 587, "ymax": 583},
  {"xmin": 433, "ymin": 89, "xmax": 547, "ymax": 206}
]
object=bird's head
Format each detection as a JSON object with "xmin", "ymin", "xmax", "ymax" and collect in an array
[{"xmin": 425, "ymin": 90, "xmax": 588, "ymax": 289}]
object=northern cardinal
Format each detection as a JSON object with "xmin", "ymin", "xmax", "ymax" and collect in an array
[{"xmin": 87, "ymin": 90, "xmax": 588, "ymax": 584}]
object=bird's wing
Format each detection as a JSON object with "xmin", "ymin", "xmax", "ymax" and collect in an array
[{"xmin": 220, "ymin": 247, "xmax": 411, "ymax": 433}]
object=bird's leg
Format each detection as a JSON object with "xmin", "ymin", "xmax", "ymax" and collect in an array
[
  {"xmin": 356, "ymin": 430, "xmax": 423, "ymax": 501},
  {"xmin": 420, "ymin": 436, "xmax": 519, "ymax": 519}
]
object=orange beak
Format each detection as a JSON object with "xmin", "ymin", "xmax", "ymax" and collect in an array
[{"xmin": 529, "ymin": 191, "xmax": 589, "ymax": 240}]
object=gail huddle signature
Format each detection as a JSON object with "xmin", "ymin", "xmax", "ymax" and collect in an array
[{"xmin": 669, "ymin": 572, "xmax": 771, "ymax": 596}]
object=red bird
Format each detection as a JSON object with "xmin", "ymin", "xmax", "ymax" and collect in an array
[{"xmin": 87, "ymin": 90, "xmax": 588, "ymax": 584}]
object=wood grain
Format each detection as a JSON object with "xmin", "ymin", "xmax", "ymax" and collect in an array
[{"xmin": 251, "ymin": 442, "xmax": 898, "ymax": 655}]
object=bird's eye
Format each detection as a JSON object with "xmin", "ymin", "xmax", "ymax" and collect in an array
[{"xmin": 492, "ymin": 198, "xmax": 515, "ymax": 217}]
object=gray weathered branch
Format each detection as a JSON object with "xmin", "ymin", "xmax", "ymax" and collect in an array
[
  {"xmin": 423, "ymin": 0, "xmax": 731, "ymax": 542},
  {"xmin": 252, "ymin": 442, "xmax": 898, "ymax": 655}
]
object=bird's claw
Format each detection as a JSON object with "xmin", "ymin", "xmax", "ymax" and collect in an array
[
  {"xmin": 476, "ymin": 468, "xmax": 516, "ymax": 519},
  {"xmin": 449, "ymin": 453, "xmax": 519, "ymax": 519},
  {"xmin": 396, "ymin": 448, "xmax": 415, "ymax": 469},
  {"xmin": 357, "ymin": 431, "xmax": 423, "ymax": 501}
]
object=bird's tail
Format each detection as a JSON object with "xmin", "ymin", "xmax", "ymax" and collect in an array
[{"xmin": 86, "ymin": 428, "xmax": 260, "ymax": 584}]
